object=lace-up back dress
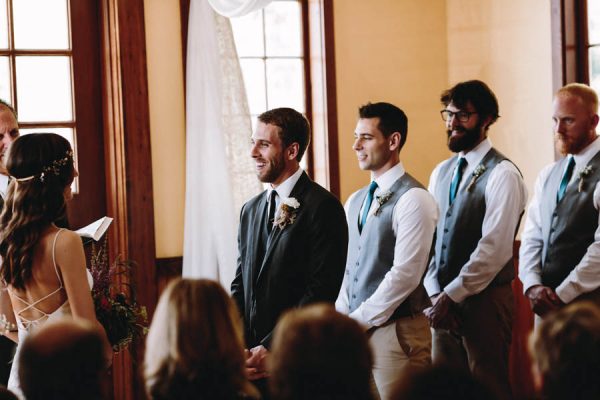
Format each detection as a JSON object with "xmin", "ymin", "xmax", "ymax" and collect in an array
[{"xmin": 6, "ymin": 228, "xmax": 93, "ymax": 398}]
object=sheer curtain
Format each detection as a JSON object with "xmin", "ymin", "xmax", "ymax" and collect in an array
[{"xmin": 182, "ymin": 0, "xmax": 267, "ymax": 288}]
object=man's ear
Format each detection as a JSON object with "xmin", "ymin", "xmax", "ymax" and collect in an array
[
  {"xmin": 591, "ymin": 113, "xmax": 599, "ymax": 130},
  {"xmin": 287, "ymin": 142, "xmax": 299, "ymax": 160},
  {"xmin": 389, "ymin": 132, "xmax": 401, "ymax": 152}
]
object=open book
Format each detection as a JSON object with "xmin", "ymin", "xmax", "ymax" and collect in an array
[{"xmin": 76, "ymin": 216, "xmax": 113, "ymax": 242}]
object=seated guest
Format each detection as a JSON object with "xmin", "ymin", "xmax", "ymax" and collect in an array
[
  {"xmin": 529, "ymin": 301, "xmax": 600, "ymax": 400},
  {"xmin": 269, "ymin": 304, "xmax": 374, "ymax": 400},
  {"xmin": 144, "ymin": 278, "xmax": 259, "ymax": 400},
  {"xmin": 390, "ymin": 365, "xmax": 497, "ymax": 400},
  {"xmin": 18, "ymin": 319, "xmax": 106, "ymax": 400}
]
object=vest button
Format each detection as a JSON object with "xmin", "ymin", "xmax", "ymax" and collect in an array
[
  {"xmin": 442, "ymin": 245, "xmax": 447, "ymax": 249},
  {"xmin": 440, "ymin": 260, "xmax": 445, "ymax": 265},
  {"xmin": 444, "ymin": 228, "xmax": 448, "ymax": 233},
  {"xmin": 354, "ymin": 278, "xmax": 358, "ymax": 282},
  {"xmin": 356, "ymin": 262, "xmax": 359, "ymax": 266},
  {"xmin": 446, "ymin": 212, "xmax": 452, "ymax": 217},
  {"xmin": 352, "ymin": 294, "xmax": 356, "ymax": 299}
]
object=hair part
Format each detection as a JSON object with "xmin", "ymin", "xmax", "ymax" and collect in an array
[
  {"xmin": 0, "ymin": 133, "xmax": 75, "ymax": 289},
  {"xmin": 556, "ymin": 83, "xmax": 599, "ymax": 114},
  {"xmin": 358, "ymin": 102, "xmax": 408, "ymax": 150},
  {"xmin": 144, "ymin": 278, "xmax": 258, "ymax": 400},
  {"xmin": 440, "ymin": 80, "xmax": 500, "ymax": 130},
  {"xmin": 258, "ymin": 107, "xmax": 310, "ymax": 161}
]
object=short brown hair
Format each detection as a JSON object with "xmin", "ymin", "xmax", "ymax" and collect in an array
[
  {"xmin": 270, "ymin": 304, "xmax": 374, "ymax": 400},
  {"xmin": 258, "ymin": 107, "xmax": 310, "ymax": 161}
]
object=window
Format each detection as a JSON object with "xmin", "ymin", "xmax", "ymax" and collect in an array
[
  {"xmin": 0, "ymin": 0, "xmax": 76, "ymax": 166},
  {"xmin": 588, "ymin": 0, "xmax": 600, "ymax": 94},
  {"xmin": 231, "ymin": 0, "xmax": 306, "ymax": 127}
]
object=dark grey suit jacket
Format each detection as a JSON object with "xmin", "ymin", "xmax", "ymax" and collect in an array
[{"xmin": 232, "ymin": 172, "xmax": 348, "ymax": 348}]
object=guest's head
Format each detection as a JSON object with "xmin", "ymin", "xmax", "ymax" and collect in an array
[
  {"xmin": 270, "ymin": 304, "xmax": 374, "ymax": 400},
  {"xmin": 529, "ymin": 301, "xmax": 600, "ymax": 400},
  {"xmin": 251, "ymin": 107, "xmax": 310, "ymax": 186},
  {"xmin": 0, "ymin": 133, "xmax": 76, "ymax": 289},
  {"xmin": 390, "ymin": 365, "xmax": 497, "ymax": 400},
  {"xmin": 553, "ymin": 83, "xmax": 599, "ymax": 156},
  {"xmin": 144, "ymin": 278, "xmax": 258, "ymax": 400},
  {"xmin": 440, "ymin": 80, "xmax": 499, "ymax": 153},
  {"xmin": 19, "ymin": 319, "xmax": 106, "ymax": 400},
  {"xmin": 0, "ymin": 99, "xmax": 19, "ymax": 170}
]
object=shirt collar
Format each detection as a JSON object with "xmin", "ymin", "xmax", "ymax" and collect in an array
[
  {"xmin": 572, "ymin": 135, "xmax": 600, "ymax": 168},
  {"xmin": 459, "ymin": 137, "xmax": 492, "ymax": 168},
  {"xmin": 373, "ymin": 162, "xmax": 405, "ymax": 192},
  {"xmin": 268, "ymin": 167, "xmax": 303, "ymax": 200}
]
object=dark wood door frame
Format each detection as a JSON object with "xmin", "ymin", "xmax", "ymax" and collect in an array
[{"xmin": 100, "ymin": 0, "xmax": 157, "ymax": 399}]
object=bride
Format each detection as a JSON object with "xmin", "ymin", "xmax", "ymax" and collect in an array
[{"xmin": 0, "ymin": 133, "xmax": 112, "ymax": 397}]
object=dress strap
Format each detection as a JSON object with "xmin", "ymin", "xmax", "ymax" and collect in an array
[{"xmin": 52, "ymin": 228, "xmax": 65, "ymax": 287}]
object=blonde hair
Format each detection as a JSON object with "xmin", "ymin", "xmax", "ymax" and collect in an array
[
  {"xmin": 270, "ymin": 304, "xmax": 374, "ymax": 400},
  {"xmin": 144, "ymin": 278, "xmax": 258, "ymax": 400},
  {"xmin": 556, "ymin": 83, "xmax": 599, "ymax": 114},
  {"xmin": 529, "ymin": 301, "xmax": 600, "ymax": 400}
]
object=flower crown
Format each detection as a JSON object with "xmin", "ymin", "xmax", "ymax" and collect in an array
[{"xmin": 11, "ymin": 150, "xmax": 74, "ymax": 183}]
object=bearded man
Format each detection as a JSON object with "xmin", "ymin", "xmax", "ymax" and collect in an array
[
  {"xmin": 424, "ymin": 80, "xmax": 527, "ymax": 400},
  {"xmin": 231, "ymin": 107, "xmax": 347, "ymax": 397},
  {"xmin": 519, "ymin": 83, "xmax": 600, "ymax": 318}
]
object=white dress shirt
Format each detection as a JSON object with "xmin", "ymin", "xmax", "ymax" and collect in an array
[
  {"xmin": 425, "ymin": 138, "xmax": 528, "ymax": 303},
  {"xmin": 267, "ymin": 167, "xmax": 303, "ymax": 219},
  {"xmin": 335, "ymin": 162, "xmax": 438, "ymax": 328},
  {"xmin": 519, "ymin": 136, "xmax": 600, "ymax": 303},
  {"xmin": 0, "ymin": 174, "xmax": 8, "ymax": 199}
]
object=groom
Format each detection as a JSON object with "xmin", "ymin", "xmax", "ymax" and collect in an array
[{"xmin": 232, "ymin": 107, "xmax": 348, "ymax": 385}]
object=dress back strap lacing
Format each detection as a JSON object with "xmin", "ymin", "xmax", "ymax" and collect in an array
[{"xmin": 9, "ymin": 228, "xmax": 66, "ymax": 328}]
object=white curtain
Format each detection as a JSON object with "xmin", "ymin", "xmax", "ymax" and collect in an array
[
  {"xmin": 207, "ymin": 0, "xmax": 273, "ymax": 17},
  {"xmin": 182, "ymin": 0, "xmax": 262, "ymax": 289}
]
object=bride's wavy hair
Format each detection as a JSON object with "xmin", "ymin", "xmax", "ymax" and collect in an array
[{"xmin": 0, "ymin": 133, "xmax": 75, "ymax": 290}]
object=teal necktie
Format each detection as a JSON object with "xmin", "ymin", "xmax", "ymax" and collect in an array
[
  {"xmin": 449, "ymin": 157, "xmax": 467, "ymax": 205},
  {"xmin": 557, "ymin": 156, "xmax": 575, "ymax": 202},
  {"xmin": 359, "ymin": 181, "xmax": 378, "ymax": 233}
]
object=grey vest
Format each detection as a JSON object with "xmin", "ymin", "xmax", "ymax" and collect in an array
[
  {"xmin": 540, "ymin": 150, "xmax": 600, "ymax": 289},
  {"xmin": 343, "ymin": 173, "xmax": 431, "ymax": 320},
  {"xmin": 433, "ymin": 148, "xmax": 519, "ymax": 290}
]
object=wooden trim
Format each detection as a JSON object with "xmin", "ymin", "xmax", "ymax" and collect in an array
[
  {"xmin": 100, "ymin": 0, "xmax": 157, "ymax": 398},
  {"xmin": 307, "ymin": 0, "xmax": 339, "ymax": 198},
  {"xmin": 156, "ymin": 256, "xmax": 183, "ymax": 294},
  {"xmin": 551, "ymin": 0, "xmax": 565, "ymax": 91},
  {"xmin": 575, "ymin": 0, "xmax": 589, "ymax": 83},
  {"xmin": 179, "ymin": 0, "xmax": 190, "ymax": 82}
]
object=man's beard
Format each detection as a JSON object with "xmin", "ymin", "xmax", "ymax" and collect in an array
[
  {"xmin": 257, "ymin": 153, "xmax": 286, "ymax": 183},
  {"xmin": 447, "ymin": 122, "xmax": 484, "ymax": 153}
]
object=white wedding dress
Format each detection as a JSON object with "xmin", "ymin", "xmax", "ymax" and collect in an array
[{"xmin": 6, "ymin": 229, "xmax": 93, "ymax": 399}]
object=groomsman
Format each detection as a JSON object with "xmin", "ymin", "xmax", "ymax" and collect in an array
[
  {"xmin": 520, "ymin": 83, "xmax": 600, "ymax": 316},
  {"xmin": 425, "ymin": 80, "xmax": 527, "ymax": 400},
  {"xmin": 336, "ymin": 102, "xmax": 437, "ymax": 399},
  {"xmin": 0, "ymin": 99, "xmax": 18, "ymax": 385},
  {"xmin": 232, "ymin": 108, "xmax": 348, "ymax": 392}
]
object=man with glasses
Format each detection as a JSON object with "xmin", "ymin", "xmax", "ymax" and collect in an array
[
  {"xmin": 424, "ymin": 80, "xmax": 527, "ymax": 400},
  {"xmin": 520, "ymin": 83, "xmax": 600, "ymax": 318}
]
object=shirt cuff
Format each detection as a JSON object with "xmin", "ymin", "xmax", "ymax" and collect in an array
[
  {"xmin": 348, "ymin": 308, "xmax": 374, "ymax": 330},
  {"xmin": 555, "ymin": 282, "xmax": 579, "ymax": 304},
  {"xmin": 520, "ymin": 274, "xmax": 543, "ymax": 295},
  {"xmin": 443, "ymin": 280, "xmax": 470, "ymax": 303}
]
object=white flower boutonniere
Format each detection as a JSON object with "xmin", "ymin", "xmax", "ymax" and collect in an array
[
  {"xmin": 578, "ymin": 166, "xmax": 594, "ymax": 192},
  {"xmin": 466, "ymin": 164, "xmax": 487, "ymax": 192},
  {"xmin": 373, "ymin": 190, "xmax": 393, "ymax": 216},
  {"xmin": 273, "ymin": 197, "xmax": 300, "ymax": 230}
]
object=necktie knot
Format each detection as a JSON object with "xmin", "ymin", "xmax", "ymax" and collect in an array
[
  {"xmin": 449, "ymin": 157, "xmax": 468, "ymax": 205},
  {"xmin": 359, "ymin": 181, "xmax": 378, "ymax": 233}
]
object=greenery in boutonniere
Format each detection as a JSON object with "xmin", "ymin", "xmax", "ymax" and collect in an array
[
  {"xmin": 467, "ymin": 164, "xmax": 487, "ymax": 192},
  {"xmin": 273, "ymin": 197, "xmax": 300, "ymax": 230},
  {"xmin": 374, "ymin": 191, "xmax": 393, "ymax": 216},
  {"xmin": 578, "ymin": 166, "xmax": 594, "ymax": 192}
]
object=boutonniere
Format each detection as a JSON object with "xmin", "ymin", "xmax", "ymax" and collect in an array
[
  {"xmin": 273, "ymin": 197, "xmax": 300, "ymax": 229},
  {"xmin": 466, "ymin": 164, "xmax": 487, "ymax": 192},
  {"xmin": 578, "ymin": 166, "xmax": 594, "ymax": 192},
  {"xmin": 373, "ymin": 190, "xmax": 393, "ymax": 216}
]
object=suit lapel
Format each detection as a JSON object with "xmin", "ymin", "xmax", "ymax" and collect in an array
[
  {"xmin": 256, "ymin": 172, "xmax": 311, "ymax": 283},
  {"xmin": 250, "ymin": 191, "xmax": 269, "ymax": 284}
]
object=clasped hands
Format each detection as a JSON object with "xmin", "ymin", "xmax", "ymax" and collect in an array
[
  {"xmin": 525, "ymin": 285, "xmax": 564, "ymax": 317},
  {"xmin": 424, "ymin": 292, "xmax": 461, "ymax": 332},
  {"xmin": 245, "ymin": 345, "xmax": 269, "ymax": 380}
]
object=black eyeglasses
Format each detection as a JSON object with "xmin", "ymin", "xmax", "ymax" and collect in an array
[{"xmin": 440, "ymin": 110, "xmax": 478, "ymax": 123}]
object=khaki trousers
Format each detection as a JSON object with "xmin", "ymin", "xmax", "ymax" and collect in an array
[
  {"xmin": 369, "ymin": 313, "xmax": 431, "ymax": 400},
  {"xmin": 432, "ymin": 283, "xmax": 514, "ymax": 400}
]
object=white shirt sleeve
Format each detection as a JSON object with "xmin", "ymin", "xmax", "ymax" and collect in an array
[
  {"xmin": 555, "ymin": 181, "xmax": 600, "ymax": 303},
  {"xmin": 348, "ymin": 188, "xmax": 438, "ymax": 328},
  {"xmin": 518, "ymin": 164, "xmax": 554, "ymax": 293},
  {"xmin": 334, "ymin": 193, "xmax": 355, "ymax": 313},
  {"xmin": 444, "ymin": 161, "xmax": 528, "ymax": 303},
  {"xmin": 424, "ymin": 163, "xmax": 442, "ymax": 296}
]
